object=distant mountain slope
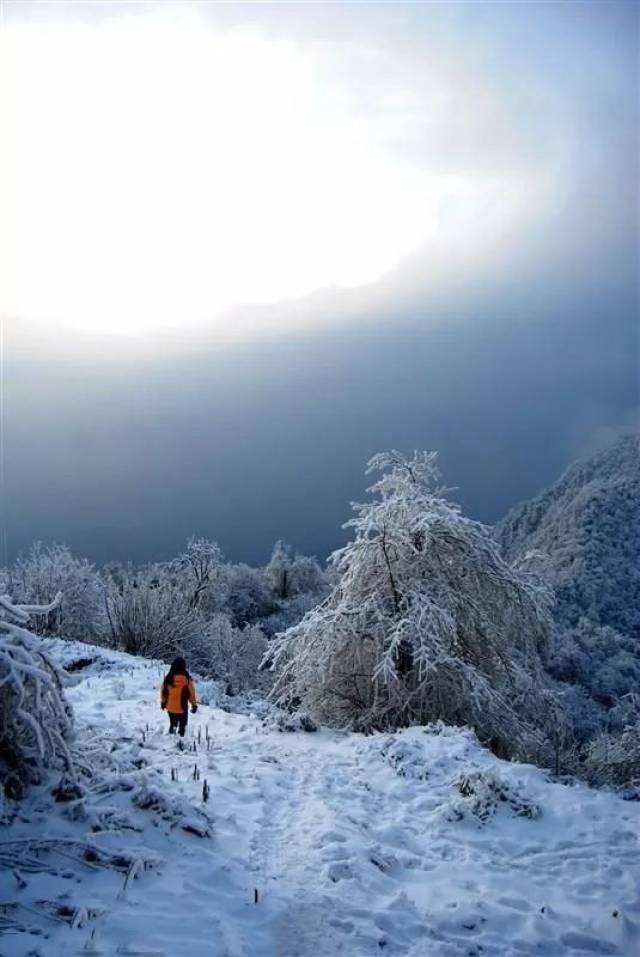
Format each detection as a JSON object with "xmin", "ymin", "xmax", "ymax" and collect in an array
[{"xmin": 496, "ymin": 433, "xmax": 640, "ymax": 639}]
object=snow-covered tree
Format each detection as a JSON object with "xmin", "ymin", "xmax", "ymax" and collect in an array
[
  {"xmin": 547, "ymin": 618, "xmax": 640, "ymax": 712},
  {"xmin": 170, "ymin": 537, "xmax": 229, "ymax": 615},
  {"xmin": 269, "ymin": 451, "xmax": 554, "ymax": 758},
  {"xmin": 261, "ymin": 541, "xmax": 329, "ymax": 637},
  {"xmin": 6, "ymin": 543, "xmax": 106, "ymax": 643},
  {"xmin": 224, "ymin": 562, "xmax": 274, "ymax": 628},
  {"xmin": 264, "ymin": 541, "xmax": 295, "ymax": 601},
  {"xmin": 264, "ymin": 541, "xmax": 327, "ymax": 602},
  {"xmin": 0, "ymin": 592, "xmax": 73, "ymax": 799}
]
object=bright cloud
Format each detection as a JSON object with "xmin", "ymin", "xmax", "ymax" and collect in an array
[{"xmin": 1, "ymin": 6, "xmax": 549, "ymax": 340}]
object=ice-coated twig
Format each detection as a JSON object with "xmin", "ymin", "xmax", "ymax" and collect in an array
[{"xmin": 0, "ymin": 593, "xmax": 74, "ymax": 793}]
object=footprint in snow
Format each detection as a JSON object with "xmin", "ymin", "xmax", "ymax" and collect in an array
[
  {"xmin": 326, "ymin": 860, "xmax": 354, "ymax": 882},
  {"xmin": 320, "ymin": 842, "xmax": 352, "ymax": 863},
  {"xmin": 497, "ymin": 896, "xmax": 532, "ymax": 912},
  {"xmin": 560, "ymin": 930, "xmax": 620, "ymax": 954},
  {"xmin": 317, "ymin": 829, "xmax": 348, "ymax": 844}
]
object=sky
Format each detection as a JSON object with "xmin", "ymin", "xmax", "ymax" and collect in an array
[{"xmin": 0, "ymin": 0, "xmax": 638, "ymax": 567}]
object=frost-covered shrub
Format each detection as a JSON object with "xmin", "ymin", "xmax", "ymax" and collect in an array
[
  {"xmin": 131, "ymin": 780, "xmax": 213, "ymax": 836},
  {"xmin": 447, "ymin": 768, "xmax": 542, "ymax": 823},
  {"xmin": 131, "ymin": 781, "xmax": 174, "ymax": 815},
  {"xmin": 556, "ymin": 684, "xmax": 604, "ymax": 744},
  {"xmin": 261, "ymin": 591, "xmax": 326, "ymax": 638},
  {"xmin": 380, "ymin": 736, "xmax": 431, "ymax": 781},
  {"xmin": 263, "ymin": 710, "xmax": 318, "ymax": 733},
  {"xmin": 270, "ymin": 451, "xmax": 553, "ymax": 760},
  {"xmin": 224, "ymin": 562, "xmax": 274, "ymax": 627},
  {"xmin": 582, "ymin": 721, "xmax": 640, "ymax": 789},
  {"xmin": 192, "ymin": 678, "xmax": 222, "ymax": 708},
  {"xmin": 606, "ymin": 693, "xmax": 640, "ymax": 735},
  {"xmin": 548, "ymin": 619, "xmax": 640, "ymax": 710},
  {"xmin": 103, "ymin": 563, "xmax": 202, "ymax": 659},
  {"xmin": 5, "ymin": 543, "xmax": 106, "ymax": 643},
  {"xmin": 547, "ymin": 619, "xmax": 640, "ymax": 761},
  {"xmin": 0, "ymin": 538, "xmax": 330, "ymax": 689},
  {"xmin": 0, "ymin": 594, "xmax": 74, "ymax": 799},
  {"xmin": 185, "ymin": 614, "xmax": 270, "ymax": 695}
]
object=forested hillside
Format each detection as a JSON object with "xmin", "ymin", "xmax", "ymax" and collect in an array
[
  {"xmin": 496, "ymin": 433, "xmax": 639, "ymax": 639},
  {"xmin": 495, "ymin": 434, "xmax": 639, "ymax": 763}
]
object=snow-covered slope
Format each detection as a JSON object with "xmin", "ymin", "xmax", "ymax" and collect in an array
[
  {"xmin": 2, "ymin": 641, "xmax": 639, "ymax": 956},
  {"xmin": 496, "ymin": 433, "xmax": 640, "ymax": 639}
]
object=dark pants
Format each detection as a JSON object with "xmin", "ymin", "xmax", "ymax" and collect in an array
[{"xmin": 168, "ymin": 710, "xmax": 188, "ymax": 737}]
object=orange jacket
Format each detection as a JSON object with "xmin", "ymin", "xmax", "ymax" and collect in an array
[{"xmin": 160, "ymin": 674, "xmax": 197, "ymax": 714}]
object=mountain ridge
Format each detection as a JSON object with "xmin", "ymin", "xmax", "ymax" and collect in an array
[{"xmin": 496, "ymin": 432, "xmax": 640, "ymax": 639}]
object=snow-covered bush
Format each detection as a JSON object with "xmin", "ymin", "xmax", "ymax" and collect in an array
[
  {"xmin": 270, "ymin": 451, "xmax": 554, "ymax": 760},
  {"xmin": 0, "ymin": 538, "xmax": 329, "ymax": 688},
  {"xmin": 103, "ymin": 563, "xmax": 202, "ymax": 659},
  {"xmin": 548, "ymin": 619, "xmax": 640, "ymax": 710},
  {"xmin": 188, "ymin": 614, "xmax": 269, "ymax": 694},
  {"xmin": 555, "ymin": 684, "xmax": 604, "ymax": 744},
  {"xmin": 261, "ymin": 591, "xmax": 328, "ymax": 639},
  {"xmin": 447, "ymin": 767, "xmax": 542, "ymax": 823},
  {"xmin": 0, "ymin": 593, "xmax": 74, "ymax": 799},
  {"xmin": 224, "ymin": 562, "xmax": 274, "ymax": 628},
  {"xmin": 380, "ymin": 735, "xmax": 432, "ymax": 781},
  {"xmin": 5, "ymin": 543, "xmax": 106, "ymax": 643},
  {"xmin": 262, "ymin": 709, "xmax": 318, "ymax": 733},
  {"xmin": 546, "ymin": 619, "xmax": 640, "ymax": 768},
  {"xmin": 582, "ymin": 721, "xmax": 640, "ymax": 790}
]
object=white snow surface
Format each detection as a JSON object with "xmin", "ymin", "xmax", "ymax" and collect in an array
[{"xmin": 2, "ymin": 640, "xmax": 639, "ymax": 957}]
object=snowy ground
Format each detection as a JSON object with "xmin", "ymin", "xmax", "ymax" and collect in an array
[{"xmin": 2, "ymin": 641, "xmax": 639, "ymax": 957}]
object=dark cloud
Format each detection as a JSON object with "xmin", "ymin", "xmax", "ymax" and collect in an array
[{"xmin": 4, "ymin": 257, "xmax": 637, "ymax": 566}]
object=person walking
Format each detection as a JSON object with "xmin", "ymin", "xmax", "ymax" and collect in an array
[{"xmin": 160, "ymin": 656, "xmax": 197, "ymax": 737}]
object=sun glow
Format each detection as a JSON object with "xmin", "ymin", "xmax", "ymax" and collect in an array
[{"xmin": 1, "ymin": 9, "xmax": 536, "ymax": 341}]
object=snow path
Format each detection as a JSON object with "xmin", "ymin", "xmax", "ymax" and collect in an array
[{"xmin": 2, "ymin": 641, "xmax": 639, "ymax": 957}]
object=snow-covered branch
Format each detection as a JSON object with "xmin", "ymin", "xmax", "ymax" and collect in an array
[
  {"xmin": 0, "ymin": 591, "xmax": 62, "ymax": 626},
  {"xmin": 0, "ymin": 593, "xmax": 73, "ymax": 801}
]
